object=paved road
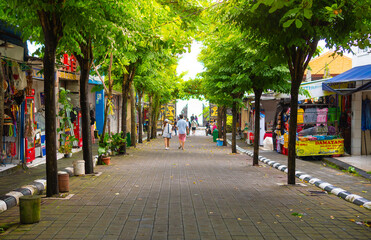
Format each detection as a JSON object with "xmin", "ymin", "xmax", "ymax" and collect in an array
[{"xmin": 0, "ymin": 133, "xmax": 370, "ymax": 239}]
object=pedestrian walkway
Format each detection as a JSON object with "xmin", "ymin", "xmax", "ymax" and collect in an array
[
  {"xmin": 231, "ymin": 137, "xmax": 371, "ymax": 202},
  {"xmin": 0, "ymin": 133, "xmax": 370, "ymax": 239}
]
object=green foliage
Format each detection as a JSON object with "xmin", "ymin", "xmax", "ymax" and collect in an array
[
  {"xmin": 57, "ymin": 88, "xmax": 77, "ymax": 154},
  {"xmin": 110, "ymin": 133, "xmax": 126, "ymax": 154},
  {"xmin": 347, "ymin": 166, "xmax": 356, "ymax": 174},
  {"xmin": 98, "ymin": 133, "xmax": 111, "ymax": 157}
]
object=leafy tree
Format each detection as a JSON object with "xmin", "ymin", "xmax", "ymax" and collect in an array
[{"xmin": 227, "ymin": 0, "xmax": 371, "ymax": 184}]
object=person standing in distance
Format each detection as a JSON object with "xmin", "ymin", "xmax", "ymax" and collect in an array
[{"xmin": 177, "ymin": 115, "xmax": 189, "ymax": 150}]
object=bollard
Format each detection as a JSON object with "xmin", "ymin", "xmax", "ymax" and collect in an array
[
  {"xmin": 58, "ymin": 172, "xmax": 69, "ymax": 192},
  {"xmin": 19, "ymin": 195, "xmax": 41, "ymax": 224},
  {"xmin": 73, "ymin": 160, "xmax": 85, "ymax": 176}
]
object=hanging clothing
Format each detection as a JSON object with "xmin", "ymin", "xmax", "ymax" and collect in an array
[
  {"xmin": 362, "ymin": 98, "xmax": 371, "ymax": 131},
  {"xmin": 304, "ymin": 108, "xmax": 317, "ymax": 124},
  {"xmin": 297, "ymin": 108, "xmax": 304, "ymax": 124},
  {"xmin": 317, "ymin": 108, "xmax": 328, "ymax": 124}
]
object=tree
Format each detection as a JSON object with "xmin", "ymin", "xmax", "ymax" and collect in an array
[{"xmin": 227, "ymin": 0, "xmax": 371, "ymax": 183}]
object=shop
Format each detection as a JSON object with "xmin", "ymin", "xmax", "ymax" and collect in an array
[
  {"xmin": 273, "ymin": 79, "xmax": 347, "ymax": 157},
  {"xmin": 323, "ymin": 64, "xmax": 371, "ymax": 156},
  {"xmin": 242, "ymin": 95, "xmax": 278, "ymax": 147},
  {"xmin": 1, "ymin": 21, "xmax": 30, "ymax": 166}
]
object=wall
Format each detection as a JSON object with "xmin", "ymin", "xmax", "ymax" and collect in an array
[
  {"xmin": 352, "ymin": 47, "xmax": 371, "ymax": 67},
  {"xmin": 351, "ymin": 91, "xmax": 362, "ymax": 155}
]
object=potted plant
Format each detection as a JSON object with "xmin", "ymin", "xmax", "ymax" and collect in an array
[
  {"xmin": 110, "ymin": 132, "xmax": 126, "ymax": 155},
  {"xmin": 98, "ymin": 133, "xmax": 112, "ymax": 165},
  {"xmin": 57, "ymin": 88, "xmax": 77, "ymax": 158}
]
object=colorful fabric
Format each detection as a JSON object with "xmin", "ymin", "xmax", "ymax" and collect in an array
[
  {"xmin": 304, "ymin": 108, "xmax": 317, "ymax": 124},
  {"xmin": 317, "ymin": 108, "xmax": 328, "ymax": 123},
  {"xmin": 297, "ymin": 108, "xmax": 304, "ymax": 124}
]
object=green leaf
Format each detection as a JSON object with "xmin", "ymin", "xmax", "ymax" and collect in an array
[
  {"xmin": 295, "ymin": 19, "xmax": 303, "ymax": 28},
  {"xmin": 283, "ymin": 19, "xmax": 295, "ymax": 28},
  {"xmin": 268, "ymin": 6, "xmax": 277, "ymax": 13},
  {"xmin": 303, "ymin": 9, "xmax": 312, "ymax": 19},
  {"xmin": 91, "ymin": 84, "xmax": 104, "ymax": 93}
]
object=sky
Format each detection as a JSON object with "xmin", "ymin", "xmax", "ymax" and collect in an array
[{"xmin": 176, "ymin": 41, "xmax": 208, "ymax": 125}]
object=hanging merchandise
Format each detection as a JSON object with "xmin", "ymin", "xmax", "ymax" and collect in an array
[{"xmin": 12, "ymin": 62, "xmax": 27, "ymax": 90}]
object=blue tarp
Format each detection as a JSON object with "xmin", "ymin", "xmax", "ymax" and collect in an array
[{"xmin": 322, "ymin": 64, "xmax": 371, "ymax": 95}]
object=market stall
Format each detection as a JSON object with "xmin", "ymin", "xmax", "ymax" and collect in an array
[{"xmin": 274, "ymin": 95, "xmax": 346, "ymax": 157}]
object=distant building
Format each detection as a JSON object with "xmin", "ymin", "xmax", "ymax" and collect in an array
[{"xmin": 304, "ymin": 51, "xmax": 352, "ymax": 81}]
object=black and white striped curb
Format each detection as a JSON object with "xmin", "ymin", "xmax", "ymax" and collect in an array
[
  {"xmin": 0, "ymin": 157, "xmax": 92, "ymax": 214},
  {"xmin": 226, "ymin": 139, "xmax": 371, "ymax": 210}
]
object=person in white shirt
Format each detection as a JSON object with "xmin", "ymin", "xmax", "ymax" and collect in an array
[{"xmin": 162, "ymin": 119, "xmax": 172, "ymax": 150}]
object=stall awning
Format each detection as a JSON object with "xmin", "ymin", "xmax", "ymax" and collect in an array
[{"xmin": 322, "ymin": 64, "xmax": 371, "ymax": 95}]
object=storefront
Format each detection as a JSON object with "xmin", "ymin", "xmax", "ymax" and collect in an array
[
  {"xmin": 273, "ymin": 79, "xmax": 347, "ymax": 157},
  {"xmin": 242, "ymin": 95, "xmax": 278, "ymax": 146},
  {"xmin": 323, "ymin": 64, "xmax": 371, "ymax": 156},
  {"xmin": 1, "ymin": 21, "xmax": 29, "ymax": 166}
]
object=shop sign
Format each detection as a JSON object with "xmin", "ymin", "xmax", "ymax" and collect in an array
[
  {"xmin": 299, "ymin": 80, "xmax": 334, "ymax": 100},
  {"xmin": 58, "ymin": 71, "xmax": 80, "ymax": 80},
  {"xmin": 211, "ymin": 106, "xmax": 218, "ymax": 117},
  {"xmin": 296, "ymin": 139, "xmax": 344, "ymax": 156},
  {"xmin": 32, "ymin": 68, "xmax": 44, "ymax": 80}
]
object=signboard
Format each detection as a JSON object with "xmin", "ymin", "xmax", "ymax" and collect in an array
[
  {"xmin": 296, "ymin": 139, "xmax": 344, "ymax": 156},
  {"xmin": 58, "ymin": 71, "xmax": 80, "ymax": 80}
]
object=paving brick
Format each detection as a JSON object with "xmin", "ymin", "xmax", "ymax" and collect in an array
[{"xmin": 0, "ymin": 134, "xmax": 370, "ymax": 239}]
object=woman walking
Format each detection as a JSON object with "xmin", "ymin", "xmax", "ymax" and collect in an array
[{"xmin": 162, "ymin": 119, "xmax": 172, "ymax": 150}]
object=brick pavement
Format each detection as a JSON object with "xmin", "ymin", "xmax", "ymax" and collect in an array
[
  {"xmin": 232, "ymin": 137, "xmax": 371, "ymax": 201},
  {"xmin": 0, "ymin": 133, "xmax": 370, "ymax": 239}
]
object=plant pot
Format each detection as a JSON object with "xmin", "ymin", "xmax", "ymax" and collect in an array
[
  {"xmin": 102, "ymin": 157, "xmax": 110, "ymax": 165},
  {"xmin": 64, "ymin": 153, "xmax": 72, "ymax": 158}
]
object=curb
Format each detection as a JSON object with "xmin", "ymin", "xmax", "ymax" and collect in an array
[
  {"xmin": 227, "ymin": 139, "xmax": 371, "ymax": 210},
  {"xmin": 322, "ymin": 157, "xmax": 371, "ymax": 180},
  {"xmin": 0, "ymin": 156, "xmax": 98, "ymax": 214}
]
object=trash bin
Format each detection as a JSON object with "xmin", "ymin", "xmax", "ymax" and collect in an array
[
  {"xmin": 213, "ymin": 129, "xmax": 218, "ymax": 142},
  {"xmin": 19, "ymin": 195, "xmax": 41, "ymax": 224},
  {"xmin": 126, "ymin": 132, "xmax": 131, "ymax": 147},
  {"xmin": 216, "ymin": 138, "xmax": 223, "ymax": 146}
]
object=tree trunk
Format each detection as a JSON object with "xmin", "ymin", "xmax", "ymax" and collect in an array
[
  {"xmin": 147, "ymin": 94, "xmax": 152, "ymax": 141},
  {"xmin": 288, "ymin": 81, "xmax": 300, "ymax": 184},
  {"xmin": 75, "ymin": 41, "xmax": 93, "ymax": 174},
  {"xmin": 253, "ymin": 88, "xmax": 263, "ymax": 166},
  {"xmin": 151, "ymin": 95, "xmax": 160, "ymax": 139},
  {"xmin": 137, "ymin": 91, "xmax": 143, "ymax": 143},
  {"xmin": 121, "ymin": 74, "xmax": 129, "ymax": 154},
  {"xmin": 222, "ymin": 106, "xmax": 227, "ymax": 146},
  {"xmin": 217, "ymin": 106, "xmax": 222, "ymax": 138},
  {"xmin": 0, "ymin": 59, "xmax": 4, "ymax": 158},
  {"xmin": 232, "ymin": 102, "xmax": 237, "ymax": 153},
  {"xmin": 285, "ymin": 42, "xmax": 318, "ymax": 184},
  {"xmin": 130, "ymin": 84, "xmax": 136, "ymax": 147}
]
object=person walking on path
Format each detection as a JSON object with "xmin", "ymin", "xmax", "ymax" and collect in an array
[
  {"xmin": 186, "ymin": 118, "xmax": 191, "ymax": 136},
  {"xmin": 191, "ymin": 118, "xmax": 197, "ymax": 135},
  {"xmin": 173, "ymin": 119, "xmax": 178, "ymax": 136},
  {"xmin": 162, "ymin": 119, "xmax": 172, "ymax": 150},
  {"xmin": 177, "ymin": 115, "xmax": 189, "ymax": 150}
]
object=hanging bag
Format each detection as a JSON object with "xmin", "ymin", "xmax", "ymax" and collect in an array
[{"xmin": 12, "ymin": 62, "xmax": 27, "ymax": 90}]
